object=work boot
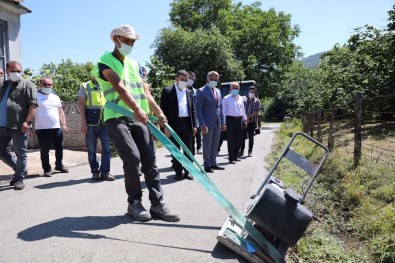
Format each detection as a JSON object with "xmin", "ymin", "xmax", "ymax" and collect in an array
[
  {"xmin": 150, "ymin": 204, "xmax": 180, "ymax": 222},
  {"xmin": 127, "ymin": 201, "xmax": 151, "ymax": 221},
  {"xmin": 14, "ymin": 180, "xmax": 25, "ymax": 190},
  {"xmin": 55, "ymin": 165, "xmax": 69, "ymax": 173},
  {"xmin": 100, "ymin": 173, "xmax": 115, "ymax": 181},
  {"xmin": 92, "ymin": 172, "xmax": 100, "ymax": 181}
]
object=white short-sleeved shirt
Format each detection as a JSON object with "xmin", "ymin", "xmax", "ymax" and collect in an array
[{"xmin": 35, "ymin": 92, "xmax": 62, "ymax": 129}]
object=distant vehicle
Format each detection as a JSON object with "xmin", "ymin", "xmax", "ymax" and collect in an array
[{"xmin": 220, "ymin": 80, "xmax": 262, "ymax": 134}]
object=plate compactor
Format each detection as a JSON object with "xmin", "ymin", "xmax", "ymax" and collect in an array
[{"xmin": 217, "ymin": 132, "xmax": 329, "ymax": 263}]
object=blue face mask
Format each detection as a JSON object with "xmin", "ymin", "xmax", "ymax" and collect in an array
[
  {"xmin": 231, "ymin": 89, "xmax": 239, "ymax": 96},
  {"xmin": 41, "ymin": 87, "xmax": 52, "ymax": 94}
]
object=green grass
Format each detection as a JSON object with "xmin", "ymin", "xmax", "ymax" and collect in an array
[{"xmin": 268, "ymin": 120, "xmax": 395, "ymax": 262}]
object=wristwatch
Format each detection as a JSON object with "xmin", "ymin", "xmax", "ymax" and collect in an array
[{"xmin": 25, "ymin": 120, "xmax": 32, "ymax": 125}]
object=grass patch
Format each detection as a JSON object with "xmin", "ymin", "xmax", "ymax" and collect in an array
[{"xmin": 268, "ymin": 120, "xmax": 395, "ymax": 262}]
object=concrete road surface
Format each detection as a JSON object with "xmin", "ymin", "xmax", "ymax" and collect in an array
[{"xmin": 0, "ymin": 123, "xmax": 280, "ymax": 263}]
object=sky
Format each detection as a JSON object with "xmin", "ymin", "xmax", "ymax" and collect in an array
[{"xmin": 20, "ymin": 0, "xmax": 394, "ymax": 73}]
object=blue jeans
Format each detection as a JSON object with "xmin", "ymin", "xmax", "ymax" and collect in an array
[
  {"xmin": 0, "ymin": 128, "xmax": 28, "ymax": 181},
  {"xmin": 36, "ymin": 128, "xmax": 64, "ymax": 172},
  {"xmin": 85, "ymin": 123, "xmax": 111, "ymax": 174}
]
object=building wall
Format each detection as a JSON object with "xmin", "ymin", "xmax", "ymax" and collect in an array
[
  {"xmin": 28, "ymin": 102, "xmax": 89, "ymax": 150},
  {"xmin": 0, "ymin": 2, "xmax": 22, "ymax": 63}
]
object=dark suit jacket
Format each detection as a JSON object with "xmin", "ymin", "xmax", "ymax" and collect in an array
[
  {"xmin": 160, "ymin": 84, "xmax": 197, "ymax": 132},
  {"xmin": 195, "ymin": 85, "xmax": 224, "ymax": 129}
]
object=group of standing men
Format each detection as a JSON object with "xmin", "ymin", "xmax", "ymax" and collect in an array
[{"xmin": 0, "ymin": 24, "xmax": 260, "ymax": 224}]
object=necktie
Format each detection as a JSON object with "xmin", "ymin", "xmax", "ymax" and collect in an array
[{"xmin": 211, "ymin": 88, "xmax": 218, "ymax": 104}]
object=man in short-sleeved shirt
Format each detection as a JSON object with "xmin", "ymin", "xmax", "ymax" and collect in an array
[{"xmin": 0, "ymin": 61, "xmax": 38, "ymax": 190}]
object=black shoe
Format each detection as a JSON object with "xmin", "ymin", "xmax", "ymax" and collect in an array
[
  {"xmin": 150, "ymin": 204, "xmax": 180, "ymax": 222},
  {"xmin": 55, "ymin": 165, "xmax": 69, "ymax": 173},
  {"xmin": 229, "ymin": 160, "xmax": 236, "ymax": 164},
  {"xmin": 238, "ymin": 151, "xmax": 244, "ymax": 157},
  {"xmin": 204, "ymin": 167, "xmax": 214, "ymax": 173},
  {"xmin": 14, "ymin": 180, "xmax": 25, "ymax": 190},
  {"xmin": 211, "ymin": 165, "xmax": 225, "ymax": 170},
  {"xmin": 236, "ymin": 158, "xmax": 241, "ymax": 162},
  {"xmin": 174, "ymin": 174, "xmax": 183, "ymax": 181},
  {"xmin": 248, "ymin": 151, "xmax": 252, "ymax": 157},
  {"xmin": 184, "ymin": 173, "xmax": 194, "ymax": 180},
  {"xmin": 10, "ymin": 179, "xmax": 16, "ymax": 186},
  {"xmin": 101, "ymin": 173, "xmax": 115, "ymax": 181},
  {"xmin": 43, "ymin": 171, "xmax": 52, "ymax": 177},
  {"xmin": 92, "ymin": 172, "xmax": 100, "ymax": 180}
]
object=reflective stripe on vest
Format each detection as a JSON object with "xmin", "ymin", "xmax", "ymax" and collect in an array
[
  {"xmin": 82, "ymin": 81, "xmax": 104, "ymax": 126},
  {"xmin": 92, "ymin": 52, "xmax": 149, "ymax": 122}
]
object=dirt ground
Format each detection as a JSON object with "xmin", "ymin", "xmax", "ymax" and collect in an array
[{"xmin": 0, "ymin": 149, "xmax": 90, "ymax": 185}]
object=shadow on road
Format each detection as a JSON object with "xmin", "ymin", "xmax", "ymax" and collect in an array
[
  {"xmin": 34, "ymin": 174, "xmax": 124, "ymax": 189},
  {"xmin": 211, "ymin": 241, "xmax": 248, "ymax": 262},
  {"xmin": 18, "ymin": 215, "xmax": 229, "ymax": 255}
]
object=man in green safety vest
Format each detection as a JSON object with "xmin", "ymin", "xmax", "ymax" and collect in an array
[
  {"xmin": 78, "ymin": 77, "xmax": 114, "ymax": 181},
  {"xmin": 92, "ymin": 24, "xmax": 180, "ymax": 222}
]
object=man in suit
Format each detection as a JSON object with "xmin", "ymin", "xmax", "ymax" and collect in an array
[
  {"xmin": 160, "ymin": 70, "xmax": 197, "ymax": 180},
  {"xmin": 195, "ymin": 71, "xmax": 225, "ymax": 173}
]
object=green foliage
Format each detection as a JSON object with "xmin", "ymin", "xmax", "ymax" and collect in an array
[
  {"xmin": 278, "ymin": 61, "xmax": 324, "ymax": 117},
  {"xmin": 145, "ymin": 55, "xmax": 175, "ymax": 103},
  {"xmin": 152, "ymin": 26, "xmax": 244, "ymax": 88},
  {"xmin": 36, "ymin": 59, "xmax": 94, "ymax": 102},
  {"xmin": 152, "ymin": 0, "xmax": 300, "ymax": 98},
  {"xmin": 270, "ymin": 122, "xmax": 395, "ymax": 262},
  {"xmin": 296, "ymin": 228, "xmax": 364, "ymax": 263}
]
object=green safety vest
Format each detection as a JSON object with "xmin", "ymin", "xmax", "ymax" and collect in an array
[
  {"xmin": 82, "ymin": 80, "xmax": 104, "ymax": 126},
  {"xmin": 92, "ymin": 52, "xmax": 149, "ymax": 122}
]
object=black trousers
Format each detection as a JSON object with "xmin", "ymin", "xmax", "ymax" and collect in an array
[
  {"xmin": 241, "ymin": 122, "xmax": 257, "ymax": 153},
  {"xmin": 192, "ymin": 127, "xmax": 201, "ymax": 155},
  {"xmin": 36, "ymin": 128, "xmax": 64, "ymax": 172},
  {"xmin": 226, "ymin": 116, "xmax": 243, "ymax": 162},
  {"xmin": 170, "ymin": 117, "xmax": 193, "ymax": 175}
]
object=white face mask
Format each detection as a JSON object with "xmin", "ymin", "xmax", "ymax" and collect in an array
[
  {"xmin": 187, "ymin": 79, "xmax": 194, "ymax": 87},
  {"xmin": 117, "ymin": 38, "xmax": 133, "ymax": 56},
  {"xmin": 9, "ymin": 72, "xmax": 22, "ymax": 82},
  {"xmin": 208, "ymin": 81, "xmax": 217, "ymax": 88},
  {"xmin": 0, "ymin": 76, "xmax": 4, "ymax": 85},
  {"xmin": 248, "ymin": 92, "xmax": 255, "ymax": 98},
  {"xmin": 178, "ymin": 80, "xmax": 188, "ymax": 90},
  {"xmin": 41, "ymin": 87, "xmax": 52, "ymax": 94}
]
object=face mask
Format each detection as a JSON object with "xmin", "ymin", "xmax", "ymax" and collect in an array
[
  {"xmin": 208, "ymin": 81, "xmax": 217, "ymax": 88},
  {"xmin": 187, "ymin": 79, "xmax": 194, "ymax": 87},
  {"xmin": 41, "ymin": 87, "xmax": 52, "ymax": 94},
  {"xmin": 231, "ymin": 89, "xmax": 239, "ymax": 96},
  {"xmin": 117, "ymin": 38, "xmax": 133, "ymax": 56},
  {"xmin": 178, "ymin": 80, "xmax": 188, "ymax": 90},
  {"xmin": 9, "ymin": 72, "xmax": 22, "ymax": 82},
  {"xmin": 0, "ymin": 76, "xmax": 4, "ymax": 85},
  {"xmin": 249, "ymin": 92, "xmax": 255, "ymax": 98}
]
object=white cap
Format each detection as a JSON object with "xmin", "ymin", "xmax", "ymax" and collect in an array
[{"xmin": 110, "ymin": 24, "xmax": 140, "ymax": 42}]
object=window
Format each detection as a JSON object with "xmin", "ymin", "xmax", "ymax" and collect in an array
[{"xmin": 0, "ymin": 20, "xmax": 8, "ymax": 73}]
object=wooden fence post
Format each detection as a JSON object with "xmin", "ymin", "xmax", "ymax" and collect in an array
[
  {"xmin": 316, "ymin": 107, "xmax": 322, "ymax": 142},
  {"xmin": 328, "ymin": 103, "xmax": 336, "ymax": 151},
  {"xmin": 354, "ymin": 92, "xmax": 362, "ymax": 167},
  {"xmin": 309, "ymin": 111, "xmax": 314, "ymax": 137}
]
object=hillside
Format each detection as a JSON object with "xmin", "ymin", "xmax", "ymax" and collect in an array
[{"xmin": 300, "ymin": 51, "xmax": 327, "ymax": 68}]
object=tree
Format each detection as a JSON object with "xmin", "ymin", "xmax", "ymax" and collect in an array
[
  {"xmin": 37, "ymin": 59, "xmax": 94, "ymax": 102},
  {"xmin": 152, "ymin": 27, "xmax": 245, "ymax": 88},
  {"xmin": 150, "ymin": 0, "xmax": 300, "ymax": 99}
]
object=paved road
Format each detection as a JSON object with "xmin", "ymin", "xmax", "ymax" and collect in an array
[{"xmin": 0, "ymin": 123, "xmax": 279, "ymax": 263}]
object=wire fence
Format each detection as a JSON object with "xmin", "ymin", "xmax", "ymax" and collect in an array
[{"xmin": 301, "ymin": 92, "xmax": 395, "ymax": 168}]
